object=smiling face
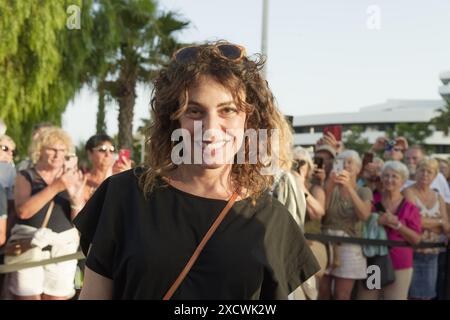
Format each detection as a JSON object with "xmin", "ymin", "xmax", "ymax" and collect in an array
[
  {"xmin": 343, "ymin": 156, "xmax": 360, "ymax": 178},
  {"xmin": 381, "ymin": 168, "xmax": 404, "ymax": 192},
  {"xmin": 178, "ymin": 75, "xmax": 247, "ymax": 169},
  {"xmin": 39, "ymin": 142, "xmax": 68, "ymax": 170}
]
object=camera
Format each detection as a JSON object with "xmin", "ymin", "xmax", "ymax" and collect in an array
[
  {"xmin": 314, "ymin": 156, "xmax": 324, "ymax": 169},
  {"xmin": 384, "ymin": 139, "xmax": 396, "ymax": 151},
  {"xmin": 292, "ymin": 159, "xmax": 306, "ymax": 172}
]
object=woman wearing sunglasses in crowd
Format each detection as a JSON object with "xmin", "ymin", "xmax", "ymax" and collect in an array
[
  {"xmin": 10, "ymin": 127, "xmax": 86, "ymax": 300},
  {"xmin": 74, "ymin": 41, "xmax": 319, "ymax": 300},
  {"xmin": 82, "ymin": 134, "xmax": 132, "ymax": 204}
]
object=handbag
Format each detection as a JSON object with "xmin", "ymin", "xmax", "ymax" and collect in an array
[
  {"xmin": 3, "ymin": 201, "xmax": 55, "ymax": 265},
  {"xmin": 162, "ymin": 191, "xmax": 238, "ymax": 300},
  {"xmin": 366, "ymin": 254, "xmax": 396, "ymax": 288}
]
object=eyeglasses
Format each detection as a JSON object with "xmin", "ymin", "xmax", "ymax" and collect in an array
[
  {"xmin": 173, "ymin": 43, "xmax": 246, "ymax": 64},
  {"xmin": 0, "ymin": 145, "xmax": 16, "ymax": 156},
  {"xmin": 45, "ymin": 147, "xmax": 67, "ymax": 154},
  {"xmin": 93, "ymin": 145, "xmax": 116, "ymax": 153},
  {"xmin": 392, "ymin": 147, "xmax": 404, "ymax": 153}
]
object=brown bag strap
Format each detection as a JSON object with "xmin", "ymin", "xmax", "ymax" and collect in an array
[
  {"xmin": 40, "ymin": 201, "xmax": 55, "ymax": 229},
  {"xmin": 162, "ymin": 191, "xmax": 239, "ymax": 300}
]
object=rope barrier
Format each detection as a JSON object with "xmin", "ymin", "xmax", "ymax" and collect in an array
[
  {"xmin": 304, "ymin": 233, "xmax": 447, "ymax": 249},
  {"xmin": 0, "ymin": 251, "xmax": 85, "ymax": 274},
  {"xmin": 0, "ymin": 234, "xmax": 447, "ymax": 274}
]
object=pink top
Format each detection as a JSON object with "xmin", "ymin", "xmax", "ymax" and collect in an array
[{"xmin": 374, "ymin": 198, "xmax": 422, "ymax": 270}]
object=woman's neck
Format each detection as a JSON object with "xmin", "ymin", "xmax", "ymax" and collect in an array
[
  {"xmin": 382, "ymin": 189, "xmax": 403, "ymax": 202},
  {"xmin": 89, "ymin": 166, "xmax": 111, "ymax": 181},
  {"xmin": 415, "ymin": 182, "xmax": 430, "ymax": 193},
  {"xmin": 170, "ymin": 164, "xmax": 235, "ymax": 198},
  {"xmin": 35, "ymin": 162, "xmax": 61, "ymax": 176},
  {"xmin": 34, "ymin": 162, "xmax": 62, "ymax": 183}
]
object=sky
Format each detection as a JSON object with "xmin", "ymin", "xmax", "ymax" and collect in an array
[{"xmin": 62, "ymin": 0, "xmax": 450, "ymax": 144}]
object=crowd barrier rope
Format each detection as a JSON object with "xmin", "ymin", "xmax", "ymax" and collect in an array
[{"xmin": 0, "ymin": 234, "xmax": 447, "ymax": 273}]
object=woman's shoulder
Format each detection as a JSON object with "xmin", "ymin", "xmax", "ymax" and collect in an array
[
  {"xmin": 402, "ymin": 185, "xmax": 416, "ymax": 195},
  {"xmin": 253, "ymin": 192, "xmax": 300, "ymax": 225},
  {"xmin": 401, "ymin": 199, "xmax": 420, "ymax": 216},
  {"xmin": 103, "ymin": 167, "xmax": 149, "ymax": 194}
]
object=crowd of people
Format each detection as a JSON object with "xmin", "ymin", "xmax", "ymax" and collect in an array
[
  {"xmin": 0, "ymin": 120, "xmax": 131, "ymax": 299},
  {"xmin": 0, "ymin": 41, "xmax": 450, "ymax": 300}
]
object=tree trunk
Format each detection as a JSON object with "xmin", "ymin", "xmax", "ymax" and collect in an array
[
  {"xmin": 117, "ymin": 79, "xmax": 136, "ymax": 152},
  {"xmin": 96, "ymin": 80, "xmax": 107, "ymax": 134}
]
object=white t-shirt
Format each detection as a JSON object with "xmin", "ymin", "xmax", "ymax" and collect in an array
[
  {"xmin": 402, "ymin": 172, "xmax": 450, "ymax": 204},
  {"xmin": 0, "ymin": 162, "xmax": 16, "ymax": 200}
]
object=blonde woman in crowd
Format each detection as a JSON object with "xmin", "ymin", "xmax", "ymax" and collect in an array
[
  {"xmin": 9, "ymin": 127, "xmax": 85, "ymax": 300},
  {"xmin": 404, "ymin": 158, "xmax": 449, "ymax": 299}
]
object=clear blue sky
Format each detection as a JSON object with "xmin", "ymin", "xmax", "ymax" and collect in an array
[{"xmin": 63, "ymin": 0, "xmax": 450, "ymax": 143}]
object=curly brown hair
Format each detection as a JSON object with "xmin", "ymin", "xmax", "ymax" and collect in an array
[{"xmin": 140, "ymin": 41, "xmax": 293, "ymax": 201}]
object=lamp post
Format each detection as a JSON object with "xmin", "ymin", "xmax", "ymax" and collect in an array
[{"xmin": 261, "ymin": 0, "xmax": 269, "ymax": 78}]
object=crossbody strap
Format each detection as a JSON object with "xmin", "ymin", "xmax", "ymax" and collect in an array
[
  {"xmin": 40, "ymin": 201, "xmax": 55, "ymax": 229},
  {"xmin": 162, "ymin": 191, "xmax": 239, "ymax": 300}
]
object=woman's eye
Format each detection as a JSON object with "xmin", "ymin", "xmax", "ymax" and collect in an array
[
  {"xmin": 220, "ymin": 107, "xmax": 238, "ymax": 115},
  {"xmin": 186, "ymin": 108, "xmax": 202, "ymax": 117}
]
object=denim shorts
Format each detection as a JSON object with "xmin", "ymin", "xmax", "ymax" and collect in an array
[{"xmin": 408, "ymin": 252, "xmax": 439, "ymax": 299}]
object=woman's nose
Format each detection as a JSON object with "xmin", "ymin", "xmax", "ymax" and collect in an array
[{"xmin": 202, "ymin": 113, "xmax": 223, "ymax": 140}]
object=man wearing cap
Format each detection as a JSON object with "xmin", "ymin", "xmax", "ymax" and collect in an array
[{"xmin": 313, "ymin": 144, "xmax": 337, "ymax": 187}]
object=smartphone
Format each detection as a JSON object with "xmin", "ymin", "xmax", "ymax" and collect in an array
[
  {"xmin": 333, "ymin": 158, "xmax": 344, "ymax": 173},
  {"xmin": 362, "ymin": 152, "xmax": 374, "ymax": 167},
  {"xmin": 118, "ymin": 149, "xmax": 131, "ymax": 163},
  {"xmin": 64, "ymin": 155, "xmax": 78, "ymax": 171},
  {"xmin": 323, "ymin": 125, "xmax": 342, "ymax": 141},
  {"xmin": 374, "ymin": 202, "xmax": 386, "ymax": 214},
  {"xmin": 314, "ymin": 156, "xmax": 324, "ymax": 169}
]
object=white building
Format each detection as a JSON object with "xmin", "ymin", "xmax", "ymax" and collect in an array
[
  {"xmin": 439, "ymin": 70, "xmax": 450, "ymax": 100},
  {"xmin": 292, "ymin": 99, "xmax": 450, "ymax": 157}
]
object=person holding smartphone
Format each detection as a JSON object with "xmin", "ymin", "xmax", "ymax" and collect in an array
[
  {"xmin": 319, "ymin": 150, "xmax": 373, "ymax": 300},
  {"xmin": 10, "ymin": 127, "xmax": 85, "ymax": 300}
]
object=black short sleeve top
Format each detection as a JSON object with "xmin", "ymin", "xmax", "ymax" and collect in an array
[{"xmin": 74, "ymin": 169, "xmax": 319, "ymax": 300}]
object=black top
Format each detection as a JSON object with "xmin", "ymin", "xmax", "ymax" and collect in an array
[
  {"xmin": 74, "ymin": 169, "xmax": 319, "ymax": 300},
  {"xmin": 16, "ymin": 168, "xmax": 73, "ymax": 233}
]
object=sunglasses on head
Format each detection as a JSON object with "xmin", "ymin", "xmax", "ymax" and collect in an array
[
  {"xmin": 173, "ymin": 43, "xmax": 246, "ymax": 64},
  {"xmin": 1, "ymin": 145, "xmax": 16, "ymax": 156},
  {"xmin": 93, "ymin": 145, "xmax": 116, "ymax": 153}
]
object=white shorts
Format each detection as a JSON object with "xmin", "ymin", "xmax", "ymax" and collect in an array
[
  {"xmin": 324, "ymin": 229, "xmax": 367, "ymax": 280},
  {"xmin": 9, "ymin": 228, "xmax": 80, "ymax": 297}
]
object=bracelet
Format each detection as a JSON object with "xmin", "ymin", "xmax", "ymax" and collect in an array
[{"xmin": 393, "ymin": 222, "xmax": 402, "ymax": 230}]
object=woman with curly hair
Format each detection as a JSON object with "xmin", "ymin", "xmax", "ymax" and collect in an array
[{"xmin": 74, "ymin": 41, "xmax": 319, "ymax": 300}]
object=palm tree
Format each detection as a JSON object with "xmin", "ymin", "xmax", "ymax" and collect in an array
[{"xmin": 93, "ymin": 0, "xmax": 189, "ymax": 152}]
